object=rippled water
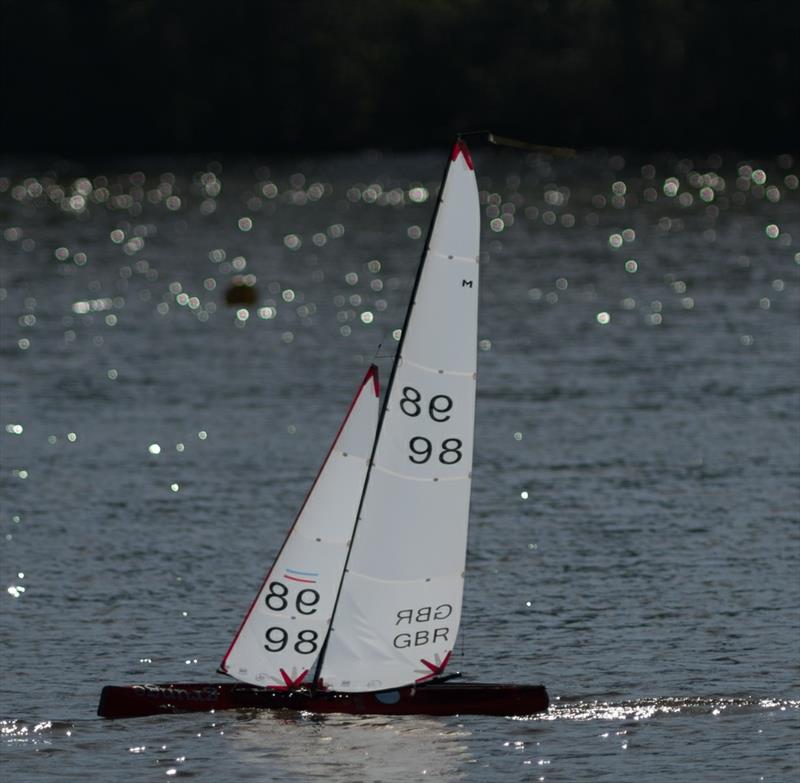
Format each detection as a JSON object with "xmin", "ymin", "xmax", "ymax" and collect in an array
[{"xmin": 1, "ymin": 149, "xmax": 798, "ymax": 781}]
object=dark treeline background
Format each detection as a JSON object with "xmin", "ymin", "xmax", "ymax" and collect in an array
[{"xmin": 1, "ymin": 0, "xmax": 797, "ymax": 155}]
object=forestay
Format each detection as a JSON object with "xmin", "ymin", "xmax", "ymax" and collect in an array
[
  {"xmin": 319, "ymin": 140, "xmax": 480, "ymax": 692},
  {"xmin": 220, "ymin": 366, "xmax": 380, "ymax": 688}
]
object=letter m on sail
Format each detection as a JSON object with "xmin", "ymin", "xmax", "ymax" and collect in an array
[{"xmin": 461, "ymin": 279, "xmax": 473, "ymax": 288}]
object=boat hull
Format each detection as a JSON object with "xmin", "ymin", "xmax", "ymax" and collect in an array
[{"xmin": 97, "ymin": 681, "xmax": 549, "ymax": 719}]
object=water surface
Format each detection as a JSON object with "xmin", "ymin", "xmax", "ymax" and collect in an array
[{"xmin": 1, "ymin": 149, "xmax": 798, "ymax": 781}]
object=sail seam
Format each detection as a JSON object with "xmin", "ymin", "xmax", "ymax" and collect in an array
[
  {"xmin": 286, "ymin": 529, "xmax": 353, "ymax": 546},
  {"xmin": 400, "ymin": 357, "xmax": 477, "ymax": 377},
  {"xmin": 332, "ymin": 449, "xmax": 370, "ymax": 462},
  {"xmin": 340, "ymin": 571, "xmax": 466, "ymax": 585},
  {"xmin": 373, "ymin": 463, "xmax": 471, "ymax": 482},
  {"xmin": 428, "ymin": 249, "xmax": 479, "ymax": 264}
]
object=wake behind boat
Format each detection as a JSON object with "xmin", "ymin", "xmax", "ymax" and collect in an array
[{"xmin": 98, "ymin": 137, "xmax": 549, "ymax": 719}]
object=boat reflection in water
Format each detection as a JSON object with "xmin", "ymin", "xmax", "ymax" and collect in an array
[{"xmin": 228, "ymin": 710, "xmax": 474, "ymax": 780}]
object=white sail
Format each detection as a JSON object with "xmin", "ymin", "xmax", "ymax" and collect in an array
[
  {"xmin": 319, "ymin": 140, "xmax": 480, "ymax": 692},
  {"xmin": 220, "ymin": 366, "xmax": 380, "ymax": 688}
]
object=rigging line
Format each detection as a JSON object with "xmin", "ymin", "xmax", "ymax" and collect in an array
[
  {"xmin": 373, "ymin": 341, "xmax": 396, "ymax": 360},
  {"xmin": 457, "ymin": 129, "xmax": 576, "ymax": 158},
  {"xmin": 310, "ymin": 139, "xmax": 459, "ymax": 690}
]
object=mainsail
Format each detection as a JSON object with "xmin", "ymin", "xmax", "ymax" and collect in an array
[
  {"xmin": 318, "ymin": 140, "xmax": 480, "ymax": 692},
  {"xmin": 220, "ymin": 366, "xmax": 380, "ymax": 688}
]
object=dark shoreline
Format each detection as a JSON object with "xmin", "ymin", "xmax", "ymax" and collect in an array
[{"xmin": 1, "ymin": 0, "xmax": 797, "ymax": 156}]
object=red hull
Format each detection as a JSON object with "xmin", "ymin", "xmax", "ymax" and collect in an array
[{"xmin": 98, "ymin": 681, "xmax": 549, "ymax": 719}]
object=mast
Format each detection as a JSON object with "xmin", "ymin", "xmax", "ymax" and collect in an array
[{"xmin": 312, "ymin": 138, "xmax": 470, "ymax": 688}]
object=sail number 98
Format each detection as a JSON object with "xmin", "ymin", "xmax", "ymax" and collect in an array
[
  {"xmin": 265, "ymin": 582, "xmax": 320, "ymax": 615},
  {"xmin": 264, "ymin": 627, "xmax": 319, "ymax": 654},
  {"xmin": 409, "ymin": 437, "xmax": 463, "ymax": 464},
  {"xmin": 400, "ymin": 387, "xmax": 463, "ymax": 464}
]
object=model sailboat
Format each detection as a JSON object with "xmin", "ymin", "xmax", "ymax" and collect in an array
[{"xmin": 98, "ymin": 138, "xmax": 549, "ymax": 718}]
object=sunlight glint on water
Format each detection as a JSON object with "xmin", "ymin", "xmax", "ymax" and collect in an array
[{"xmin": 1, "ymin": 149, "xmax": 798, "ymax": 782}]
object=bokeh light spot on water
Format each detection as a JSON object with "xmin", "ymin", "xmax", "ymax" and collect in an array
[
  {"xmin": 148, "ymin": 444, "xmax": 161, "ymax": 455},
  {"xmin": 663, "ymin": 177, "xmax": 679, "ymax": 197},
  {"xmin": 170, "ymin": 483, "xmax": 180, "ymax": 492},
  {"xmin": 596, "ymin": 312, "xmax": 611, "ymax": 324},
  {"xmin": 765, "ymin": 224, "xmax": 779, "ymax": 238},
  {"xmin": 608, "ymin": 233, "xmax": 623, "ymax": 248}
]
